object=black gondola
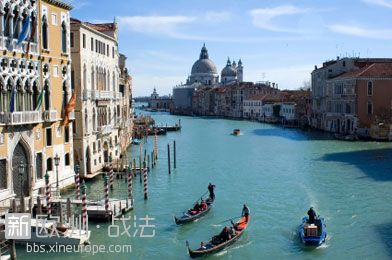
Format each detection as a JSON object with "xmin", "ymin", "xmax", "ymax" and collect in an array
[
  {"xmin": 186, "ymin": 215, "xmax": 250, "ymax": 258},
  {"xmin": 174, "ymin": 197, "xmax": 214, "ymax": 225}
]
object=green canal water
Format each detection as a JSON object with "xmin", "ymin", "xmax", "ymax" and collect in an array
[{"xmin": 18, "ymin": 110, "xmax": 392, "ymax": 259}]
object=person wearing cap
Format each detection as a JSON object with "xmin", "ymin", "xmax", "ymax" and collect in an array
[
  {"xmin": 307, "ymin": 207, "xmax": 317, "ymax": 224},
  {"xmin": 242, "ymin": 204, "xmax": 250, "ymax": 223}
]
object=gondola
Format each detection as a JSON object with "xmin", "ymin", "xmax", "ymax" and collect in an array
[
  {"xmin": 299, "ymin": 216, "xmax": 327, "ymax": 246},
  {"xmin": 132, "ymin": 138, "xmax": 141, "ymax": 145},
  {"xmin": 174, "ymin": 197, "xmax": 214, "ymax": 225},
  {"xmin": 186, "ymin": 215, "xmax": 250, "ymax": 258}
]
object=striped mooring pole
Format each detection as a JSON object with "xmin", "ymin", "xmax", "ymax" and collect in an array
[
  {"xmin": 109, "ymin": 157, "xmax": 114, "ymax": 190},
  {"xmin": 104, "ymin": 174, "xmax": 110, "ymax": 215},
  {"xmin": 75, "ymin": 165, "xmax": 81, "ymax": 200},
  {"xmin": 143, "ymin": 162, "xmax": 148, "ymax": 200},
  {"xmin": 45, "ymin": 171, "xmax": 51, "ymax": 217},
  {"xmin": 81, "ymin": 180, "xmax": 87, "ymax": 230}
]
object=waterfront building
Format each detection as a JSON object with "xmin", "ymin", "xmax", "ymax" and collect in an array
[
  {"xmin": 311, "ymin": 57, "xmax": 392, "ymax": 132},
  {"xmin": 148, "ymin": 88, "xmax": 173, "ymax": 111},
  {"xmin": 70, "ymin": 18, "xmax": 130, "ymax": 177},
  {"xmin": 325, "ymin": 62, "xmax": 392, "ymax": 139},
  {"xmin": 0, "ymin": 0, "xmax": 74, "ymax": 203},
  {"xmin": 280, "ymin": 102, "xmax": 296, "ymax": 121},
  {"xmin": 243, "ymin": 97, "xmax": 263, "ymax": 120}
]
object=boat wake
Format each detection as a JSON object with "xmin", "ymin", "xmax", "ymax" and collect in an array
[{"xmin": 215, "ymin": 241, "xmax": 253, "ymax": 256}]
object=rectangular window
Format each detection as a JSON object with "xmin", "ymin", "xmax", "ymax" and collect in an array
[
  {"xmin": 70, "ymin": 32, "xmax": 74, "ymax": 48},
  {"xmin": 107, "ymin": 45, "xmax": 109, "ymax": 56},
  {"xmin": 96, "ymin": 40, "xmax": 98, "ymax": 53},
  {"xmin": 91, "ymin": 37, "xmax": 94, "ymax": 51},
  {"xmin": 36, "ymin": 153, "xmax": 43, "ymax": 179},
  {"xmin": 112, "ymin": 47, "xmax": 115, "ymax": 58},
  {"xmin": 367, "ymin": 102, "xmax": 373, "ymax": 115},
  {"xmin": 0, "ymin": 159, "xmax": 6, "ymax": 189},
  {"xmin": 103, "ymin": 43, "xmax": 106, "ymax": 55},
  {"xmin": 46, "ymin": 128, "xmax": 52, "ymax": 146},
  {"xmin": 64, "ymin": 126, "xmax": 70, "ymax": 143},
  {"xmin": 65, "ymin": 153, "xmax": 70, "ymax": 166},
  {"xmin": 47, "ymin": 158, "xmax": 53, "ymax": 171},
  {"xmin": 51, "ymin": 13, "xmax": 58, "ymax": 26},
  {"xmin": 82, "ymin": 33, "xmax": 86, "ymax": 49},
  {"xmin": 53, "ymin": 65, "xmax": 59, "ymax": 77}
]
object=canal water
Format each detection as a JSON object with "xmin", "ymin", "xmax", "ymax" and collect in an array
[{"xmin": 18, "ymin": 110, "xmax": 392, "ymax": 259}]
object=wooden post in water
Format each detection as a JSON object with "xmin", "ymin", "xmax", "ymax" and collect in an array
[
  {"xmin": 37, "ymin": 196, "xmax": 42, "ymax": 215},
  {"xmin": 154, "ymin": 130, "xmax": 158, "ymax": 161},
  {"xmin": 173, "ymin": 140, "xmax": 176, "ymax": 169},
  {"xmin": 139, "ymin": 143, "xmax": 143, "ymax": 174},
  {"xmin": 66, "ymin": 198, "xmax": 71, "ymax": 222},
  {"xmin": 151, "ymin": 151, "xmax": 154, "ymax": 169},
  {"xmin": 147, "ymin": 154, "xmax": 150, "ymax": 172},
  {"xmin": 133, "ymin": 159, "xmax": 137, "ymax": 177},
  {"xmin": 167, "ymin": 144, "xmax": 171, "ymax": 175}
]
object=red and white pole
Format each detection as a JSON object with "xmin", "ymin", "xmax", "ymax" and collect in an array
[
  {"xmin": 109, "ymin": 158, "xmax": 114, "ymax": 190},
  {"xmin": 45, "ymin": 171, "xmax": 51, "ymax": 217},
  {"xmin": 128, "ymin": 166, "xmax": 133, "ymax": 201},
  {"xmin": 75, "ymin": 168, "xmax": 80, "ymax": 200},
  {"xmin": 104, "ymin": 174, "xmax": 110, "ymax": 215},
  {"xmin": 143, "ymin": 168, "xmax": 148, "ymax": 200},
  {"xmin": 81, "ymin": 180, "xmax": 87, "ymax": 230}
]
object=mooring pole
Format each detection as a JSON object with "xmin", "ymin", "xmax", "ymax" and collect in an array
[
  {"xmin": 167, "ymin": 143, "xmax": 171, "ymax": 175},
  {"xmin": 173, "ymin": 140, "xmax": 176, "ymax": 169}
]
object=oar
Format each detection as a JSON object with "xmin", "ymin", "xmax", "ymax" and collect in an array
[
  {"xmin": 215, "ymin": 216, "xmax": 242, "ymax": 225},
  {"xmin": 195, "ymin": 191, "xmax": 208, "ymax": 203}
]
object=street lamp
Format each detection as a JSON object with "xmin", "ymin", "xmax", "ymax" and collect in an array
[
  {"xmin": 18, "ymin": 163, "xmax": 26, "ymax": 212},
  {"xmin": 54, "ymin": 154, "xmax": 60, "ymax": 198}
]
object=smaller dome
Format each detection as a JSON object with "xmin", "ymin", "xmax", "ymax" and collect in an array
[{"xmin": 221, "ymin": 58, "xmax": 237, "ymax": 77}]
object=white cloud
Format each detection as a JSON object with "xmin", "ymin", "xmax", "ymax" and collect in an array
[
  {"xmin": 328, "ymin": 24, "xmax": 392, "ymax": 40},
  {"xmin": 118, "ymin": 15, "xmax": 195, "ymax": 37},
  {"xmin": 362, "ymin": 0, "xmax": 392, "ymax": 8},
  {"xmin": 250, "ymin": 5, "xmax": 309, "ymax": 33}
]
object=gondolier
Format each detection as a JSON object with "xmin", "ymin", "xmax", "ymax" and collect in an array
[
  {"xmin": 242, "ymin": 204, "xmax": 250, "ymax": 223},
  {"xmin": 208, "ymin": 183, "xmax": 216, "ymax": 200}
]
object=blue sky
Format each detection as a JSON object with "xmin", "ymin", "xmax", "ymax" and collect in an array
[{"xmin": 69, "ymin": 0, "xmax": 392, "ymax": 96}]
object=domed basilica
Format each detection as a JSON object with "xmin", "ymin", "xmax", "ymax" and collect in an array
[{"xmin": 186, "ymin": 44, "xmax": 243, "ymax": 86}]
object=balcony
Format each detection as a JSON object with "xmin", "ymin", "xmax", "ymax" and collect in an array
[
  {"xmin": 92, "ymin": 90, "xmax": 113, "ymax": 101},
  {"xmin": 0, "ymin": 111, "xmax": 41, "ymax": 125},
  {"xmin": 43, "ymin": 110, "xmax": 57, "ymax": 122},
  {"xmin": 0, "ymin": 37, "xmax": 38, "ymax": 55},
  {"xmin": 97, "ymin": 125, "xmax": 112, "ymax": 136}
]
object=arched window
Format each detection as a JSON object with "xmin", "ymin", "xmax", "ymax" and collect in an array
[
  {"xmin": 0, "ymin": 78, "xmax": 5, "ymax": 113},
  {"xmin": 62, "ymin": 81, "xmax": 68, "ymax": 111},
  {"xmin": 42, "ymin": 15, "xmax": 48, "ymax": 49},
  {"xmin": 91, "ymin": 67, "xmax": 95, "ymax": 90},
  {"xmin": 24, "ymin": 80, "xmax": 32, "ymax": 111},
  {"xmin": 83, "ymin": 64, "xmax": 87, "ymax": 90},
  {"xmin": 12, "ymin": 8, "xmax": 20, "ymax": 39},
  {"xmin": 367, "ymin": 81, "xmax": 373, "ymax": 96},
  {"xmin": 15, "ymin": 79, "xmax": 23, "ymax": 111},
  {"xmin": 61, "ymin": 22, "xmax": 67, "ymax": 53},
  {"xmin": 84, "ymin": 108, "xmax": 88, "ymax": 132},
  {"xmin": 44, "ymin": 80, "xmax": 50, "ymax": 110},
  {"xmin": 93, "ymin": 108, "xmax": 96, "ymax": 131},
  {"xmin": 6, "ymin": 78, "xmax": 13, "ymax": 112},
  {"xmin": 3, "ymin": 4, "xmax": 11, "ymax": 38},
  {"xmin": 32, "ymin": 81, "xmax": 40, "ymax": 110}
]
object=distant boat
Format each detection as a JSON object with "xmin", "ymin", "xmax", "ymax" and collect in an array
[
  {"xmin": 298, "ymin": 216, "xmax": 327, "ymax": 246},
  {"xmin": 132, "ymin": 138, "xmax": 141, "ymax": 145},
  {"xmin": 174, "ymin": 197, "xmax": 214, "ymax": 225},
  {"xmin": 186, "ymin": 215, "xmax": 250, "ymax": 258},
  {"xmin": 334, "ymin": 133, "xmax": 358, "ymax": 141},
  {"xmin": 232, "ymin": 129, "xmax": 241, "ymax": 136}
]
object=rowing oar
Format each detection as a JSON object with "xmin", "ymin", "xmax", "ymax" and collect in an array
[
  {"xmin": 215, "ymin": 216, "xmax": 242, "ymax": 224},
  {"xmin": 195, "ymin": 191, "xmax": 208, "ymax": 203}
]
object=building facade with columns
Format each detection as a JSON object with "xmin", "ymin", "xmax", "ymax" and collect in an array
[
  {"xmin": 0, "ymin": 0, "xmax": 75, "ymax": 203},
  {"xmin": 70, "ymin": 18, "xmax": 129, "ymax": 177}
]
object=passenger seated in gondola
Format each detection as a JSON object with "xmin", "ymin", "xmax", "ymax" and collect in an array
[
  {"xmin": 188, "ymin": 202, "xmax": 201, "ymax": 215},
  {"xmin": 200, "ymin": 200, "xmax": 208, "ymax": 211}
]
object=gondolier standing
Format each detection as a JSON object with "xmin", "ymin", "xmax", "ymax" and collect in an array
[
  {"xmin": 242, "ymin": 204, "xmax": 250, "ymax": 223},
  {"xmin": 208, "ymin": 183, "xmax": 216, "ymax": 201}
]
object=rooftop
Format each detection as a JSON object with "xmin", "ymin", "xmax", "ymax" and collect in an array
[
  {"xmin": 334, "ymin": 62, "xmax": 392, "ymax": 79},
  {"xmin": 44, "ymin": 0, "xmax": 73, "ymax": 10}
]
